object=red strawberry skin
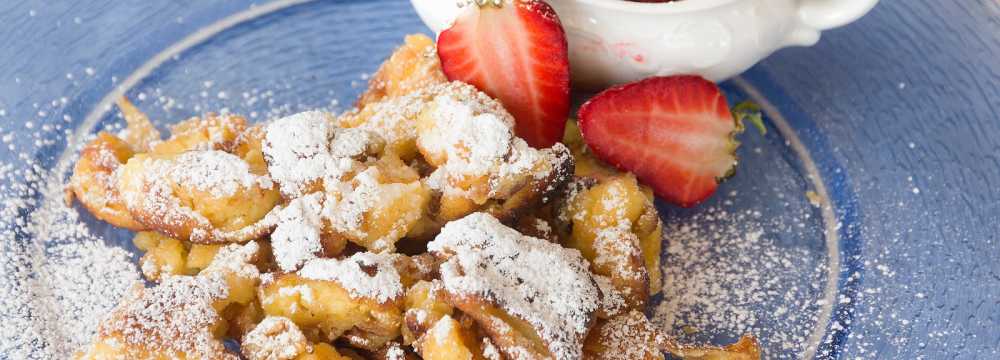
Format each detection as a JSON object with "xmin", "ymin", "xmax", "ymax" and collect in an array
[
  {"xmin": 437, "ymin": 0, "xmax": 570, "ymax": 149},
  {"xmin": 578, "ymin": 76, "xmax": 737, "ymax": 208}
]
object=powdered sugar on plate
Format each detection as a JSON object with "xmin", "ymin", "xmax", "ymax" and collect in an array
[
  {"xmin": 428, "ymin": 212, "xmax": 599, "ymax": 360},
  {"xmin": 0, "ymin": 151, "xmax": 140, "ymax": 359},
  {"xmin": 652, "ymin": 206, "xmax": 828, "ymax": 358}
]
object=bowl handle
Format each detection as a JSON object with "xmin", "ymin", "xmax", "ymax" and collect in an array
[{"xmin": 798, "ymin": 0, "xmax": 879, "ymax": 30}]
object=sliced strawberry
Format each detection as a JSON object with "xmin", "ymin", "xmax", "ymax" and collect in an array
[
  {"xmin": 578, "ymin": 76, "xmax": 745, "ymax": 208},
  {"xmin": 437, "ymin": 0, "xmax": 570, "ymax": 148}
]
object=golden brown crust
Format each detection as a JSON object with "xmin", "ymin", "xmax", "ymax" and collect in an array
[
  {"xmin": 557, "ymin": 172, "xmax": 667, "ymax": 313},
  {"xmin": 582, "ymin": 311, "xmax": 666, "ymax": 360},
  {"xmin": 357, "ymin": 34, "xmax": 447, "ymax": 108},
  {"xmin": 446, "ymin": 293, "xmax": 554, "ymax": 360},
  {"xmin": 371, "ymin": 342, "xmax": 421, "ymax": 360},
  {"xmin": 666, "ymin": 335, "xmax": 762, "ymax": 360},
  {"xmin": 417, "ymin": 314, "xmax": 489, "ymax": 360},
  {"xmin": 151, "ymin": 113, "xmax": 247, "ymax": 155},
  {"xmin": 227, "ymin": 124, "xmax": 269, "ymax": 176},
  {"xmin": 401, "ymin": 280, "xmax": 452, "ymax": 345},
  {"xmin": 117, "ymin": 151, "xmax": 282, "ymax": 244},
  {"xmin": 69, "ymin": 132, "xmax": 147, "ymax": 231},
  {"xmin": 116, "ymin": 96, "xmax": 162, "ymax": 152},
  {"xmin": 484, "ymin": 145, "xmax": 574, "ymax": 225},
  {"xmin": 259, "ymin": 274, "xmax": 403, "ymax": 347}
]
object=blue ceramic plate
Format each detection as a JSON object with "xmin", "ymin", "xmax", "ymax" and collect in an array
[{"xmin": 0, "ymin": 1, "xmax": 996, "ymax": 359}]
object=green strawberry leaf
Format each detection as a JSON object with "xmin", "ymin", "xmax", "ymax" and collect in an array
[{"xmin": 732, "ymin": 101, "xmax": 766, "ymax": 135}]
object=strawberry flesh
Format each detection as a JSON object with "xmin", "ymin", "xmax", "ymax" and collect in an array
[
  {"xmin": 578, "ymin": 76, "xmax": 738, "ymax": 207},
  {"xmin": 437, "ymin": 0, "xmax": 570, "ymax": 148}
]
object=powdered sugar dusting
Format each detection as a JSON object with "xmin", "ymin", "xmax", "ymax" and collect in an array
[
  {"xmin": 420, "ymin": 93, "xmax": 515, "ymax": 176},
  {"xmin": 167, "ymin": 150, "xmax": 273, "ymax": 197},
  {"xmin": 203, "ymin": 241, "xmax": 261, "ymax": 280},
  {"xmin": 1, "ymin": 144, "xmax": 140, "ymax": 358},
  {"xmin": 429, "ymin": 315, "xmax": 456, "ymax": 345},
  {"xmin": 241, "ymin": 316, "xmax": 310, "ymax": 360},
  {"xmin": 592, "ymin": 311, "xmax": 667, "ymax": 360},
  {"xmin": 323, "ymin": 167, "xmax": 381, "ymax": 240},
  {"xmin": 429, "ymin": 213, "xmax": 599, "ymax": 360},
  {"xmin": 91, "ymin": 274, "xmax": 235, "ymax": 359},
  {"xmin": 262, "ymin": 111, "xmax": 368, "ymax": 198},
  {"xmin": 271, "ymin": 193, "xmax": 326, "ymax": 272},
  {"xmin": 384, "ymin": 342, "xmax": 406, "ymax": 360},
  {"xmin": 0, "ymin": 240, "xmax": 139, "ymax": 358},
  {"xmin": 298, "ymin": 252, "xmax": 403, "ymax": 303},
  {"xmin": 594, "ymin": 274, "xmax": 626, "ymax": 317},
  {"xmin": 593, "ymin": 225, "xmax": 643, "ymax": 284},
  {"xmin": 481, "ymin": 336, "xmax": 502, "ymax": 360},
  {"xmin": 653, "ymin": 207, "xmax": 827, "ymax": 358},
  {"xmin": 416, "ymin": 83, "xmax": 546, "ymax": 199}
]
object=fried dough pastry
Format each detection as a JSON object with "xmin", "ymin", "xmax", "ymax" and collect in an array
[
  {"xmin": 133, "ymin": 231, "xmax": 190, "ymax": 280},
  {"xmin": 116, "ymin": 96, "xmax": 162, "ymax": 152},
  {"xmin": 357, "ymin": 33, "xmax": 447, "ymax": 108},
  {"xmin": 263, "ymin": 112, "xmax": 431, "ymax": 254},
  {"xmin": 342, "ymin": 82, "xmax": 574, "ymax": 237},
  {"xmin": 418, "ymin": 315, "xmax": 490, "ymax": 360},
  {"xmin": 429, "ymin": 213, "xmax": 600, "ymax": 360},
  {"xmin": 329, "ymin": 167, "xmax": 431, "ymax": 252},
  {"xmin": 583, "ymin": 310, "xmax": 762, "ymax": 360},
  {"xmin": 117, "ymin": 150, "xmax": 281, "ymax": 243},
  {"xmin": 337, "ymin": 91, "xmax": 431, "ymax": 162},
  {"xmin": 446, "ymin": 294, "xmax": 552, "ymax": 360},
  {"xmin": 151, "ymin": 113, "xmax": 247, "ymax": 155},
  {"xmin": 372, "ymin": 342, "xmax": 421, "ymax": 360},
  {"xmin": 268, "ymin": 167, "xmax": 432, "ymax": 261},
  {"xmin": 583, "ymin": 311, "xmax": 667, "ymax": 360},
  {"xmin": 200, "ymin": 241, "xmax": 265, "ymax": 309},
  {"xmin": 558, "ymin": 174, "xmax": 661, "ymax": 312},
  {"xmin": 228, "ymin": 124, "xmax": 269, "ymax": 175},
  {"xmin": 392, "ymin": 253, "xmax": 439, "ymax": 289},
  {"xmin": 76, "ymin": 276, "xmax": 237, "ymax": 360},
  {"xmin": 78, "ymin": 241, "xmax": 261, "ymax": 360},
  {"xmin": 68, "ymin": 132, "xmax": 146, "ymax": 230},
  {"xmin": 132, "ymin": 231, "xmax": 231, "ymax": 281},
  {"xmin": 561, "ymin": 122, "xmax": 664, "ymax": 300},
  {"xmin": 242, "ymin": 316, "xmax": 352, "ymax": 360},
  {"xmin": 667, "ymin": 335, "xmax": 762, "ymax": 360},
  {"xmin": 260, "ymin": 253, "xmax": 404, "ymax": 350},
  {"xmin": 401, "ymin": 280, "xmax": 452, "ymax": 345},
  {"xmin": 71, "ymin": 100, "xmax": 257, "ymax": 236},
  {"xmin": 261, "ymin": 111, "xmax": 378, "ymax": 199},
  {"xmin": 415, "ymin": 83, "xmax": 574, "ymax": 226}
]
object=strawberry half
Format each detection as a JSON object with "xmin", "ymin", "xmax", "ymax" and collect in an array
[
  {"xmin": 437, "ymin": 0, "xmax": 570, "ymax": 148},
  {"xmin": 578, "ymin": 76, "xmax": 754, "ymax": 208}
]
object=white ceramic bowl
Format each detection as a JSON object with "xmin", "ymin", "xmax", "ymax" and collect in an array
[{"xmin": 411, "ymin": 0, "xmax": 878, "ymax": 88}]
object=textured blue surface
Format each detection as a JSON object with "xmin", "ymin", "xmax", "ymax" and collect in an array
[
  {"xmin": 0, "ymin": 0, "xmax": 997, "ymax": 358},
  {"xmin": 754, "ymin": 0, "xmax": 1000, "ymax": 357}
]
